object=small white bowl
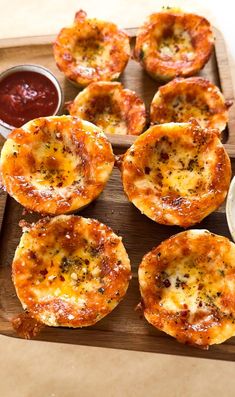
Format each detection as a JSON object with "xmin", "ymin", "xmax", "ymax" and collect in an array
[
  {"xmin": 226, "ymin": 176, "xmax": 235, "ymax": 241},
  {"xmin": 0, "ymin": 64, "xmax": 64, "ymax": 139}
]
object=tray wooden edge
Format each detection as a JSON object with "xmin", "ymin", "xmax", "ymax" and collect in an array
[
  {"xmin": 214, "ymin": 29, "xmax": 235, "ymax": 145},
  {"xmin": 0, "ymin": 27, "xmax": 235, "ymax": 361},
  {"xmin": 0, "ymin": 325, "xmax": 235, "ymax": 361},
  {"xmin": 0, "ymin": 27, "xmax": 138, "ymax": 48}
]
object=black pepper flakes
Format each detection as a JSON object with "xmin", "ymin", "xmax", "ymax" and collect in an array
[
  {"xmin": 163, "ymin": 279, "xmax": 171, "ymax": 288},
  {"xmin": 40, "ymin": 269, "xmax": 48, "ymax": 276},
  {"xmin": 144, "ymin": 166, "xmax": 151, "ymax": 175}
]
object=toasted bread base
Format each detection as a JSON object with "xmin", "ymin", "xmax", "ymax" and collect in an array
[
  {"xmin": 0, "ymin": 116, "xmax": 114, "ymax": 215},
  {"xmin": 54, "ymin": 10, "xmax": 130, "ymax": 86},
  {"xmin": 134, "ymin": 9, "xmax": 214, "ymax": 81},
  {"xmin": 121, "ymin": 121, "xmax": 231, "ymax": 227},
  {"xmin": 12, "ymin": 215, "xmax": 131, "ymax": 327},
  {"xmin": 150, "ymin": 77, "xmax": 229, "ymax": 132},
  {"xmin": 68, "ymin": 82, "xmax": 146, "ymax": 135},
  {"xmin": 139, "ymin": 229, "xmax": 235, "ymax": 348}
]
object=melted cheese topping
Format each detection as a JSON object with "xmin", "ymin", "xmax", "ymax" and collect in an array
[
  {"xmin": 121, "ymin": 122, "xmax": 231, "ymax": 227},
  {"xmin": 151, "ymin": 77, "xmax": 229, "ymax": 132},
  {"xmin": 12, "ymin": 215, "xmax": 131, "ymax": 327},
  {"xmin": 158, "ymin": 29, "xmax": 194, "ymax": 61},
  {"xmin": 134, "ymin": 10, "xmax": 214, "ymax": 80},
  {"xmin": 139, "ymin": 229, "xmax": 235, "ymax": 348},
  {"xmin": 73, "ymin": 39, "xmax": 115, "ymax": 70},
  {"xmin": 0, "ymin": 116, "xmax": 114, "ymax": 215},
  {"xmin": 68, "ymin": 82, "xmax": 146, "ymax": 136},
  {"xmin": 53, "ymin": 10, "xmax": 130, "ymax": 86}
]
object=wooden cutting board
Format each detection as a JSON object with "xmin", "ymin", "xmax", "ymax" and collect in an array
[{"xmin": 0, "ymin": 27, "xmax": 235, "ymax": 361}]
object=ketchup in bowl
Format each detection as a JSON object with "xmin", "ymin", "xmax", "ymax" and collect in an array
[{"xmin": 0, "ymin": 69, "xmax": 60, "ymax": 128}]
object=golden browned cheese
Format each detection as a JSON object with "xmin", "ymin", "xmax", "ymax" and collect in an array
[
  {"xmin": 139, "ymin": 230, "xmax": 235, "ymax": 348},
  {"xmin": 0, "ymin": 116, "xmax": 114, "ymax": 215},
  {"xmin": 53, "ymin": 10, "xmax": 130, "ymax": 86},
  {"xmin": 12, "ymin": 215, "xmax": 131, "ymax": 327},
  {"xmin": 68, "ymin": 82, "xmax": 146, "ymax": 136},
  {"xmin": 134, "ymin": 9, "xmax": 214, "ymax": 81},
  {"xmin": 121, "ymin": 121, "xmax": 231, "ymax": 227},
  {"xmin": 150, "ymin": 77, "xmax": 230, "ymax": 132}
]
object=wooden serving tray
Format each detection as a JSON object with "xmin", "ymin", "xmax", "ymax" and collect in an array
[{"xmin": 0, "ymin": 28, "xmax": 235, "ymax": 361}]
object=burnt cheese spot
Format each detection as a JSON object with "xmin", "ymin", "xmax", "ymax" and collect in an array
[{"xmin": 144, "ymin": 166, "xmax": 151, "ymax": 175}]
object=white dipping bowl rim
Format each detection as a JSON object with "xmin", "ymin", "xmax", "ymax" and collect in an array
[{"xmin": 226, "ymin": 176, "xmax": 235, "ymax": 241}]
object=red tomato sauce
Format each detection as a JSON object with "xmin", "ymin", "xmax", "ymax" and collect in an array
[{"xmin": 0, "ymin": 71, "xmax": 59, "ymax": 128}]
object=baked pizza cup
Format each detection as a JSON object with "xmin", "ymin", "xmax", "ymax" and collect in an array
[
  {"xmin": 67, "ymin": 82, "xmax": 146, "ymax": 135},
  {"xmin": 53, "ymin": 10, "xmax": 130, "ymax": 86},
  {"xmin": 12, "ymin": 215, "xmax": 131, "ymax": 327},
  {"xmin": 150, "ymin": 77, "xmax": 231, "ymax": 132},
  {"xmin": 134, "ymin": 9, "xmax": 214, "ymax": 81},
  {"xmin": 120, "ymin": 121, "xmax": 231, "ymax": 227},
  {"xmin": 139, "ymin": 229, "xmax": 235, "ymax": 348},
  {"xmin": 0, "ymin": 115, "xmax": 114, "ymax": 215}
]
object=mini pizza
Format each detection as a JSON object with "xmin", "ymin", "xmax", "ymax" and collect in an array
[
  {"xmin": 150, "ymin": 77, "xmax": 230, "ymax": 132},
  {"xmin": 120, "ymin": 121, "xmax": 231, "ymax": 227},
  {"xmin": 134, "ymin": 9, "xmax": 214, "ymax": 81},
  {"xmin": 0, "ymin": 115, "xmax": 114, "ymax": 215},
  {"xmin": 67, "ymin": 82, "xmax": 146, "ymax": 135},
  {"xmin": 12, "ymin": 215, "xmax": 131, "ymax": 327},
  {"xmin": 138, "ymin": 229, "xmax": 235, "ymax": 348},
  {"xmin": 53, "ymin": 10, "xmax": 130, "ymax": 86}
]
